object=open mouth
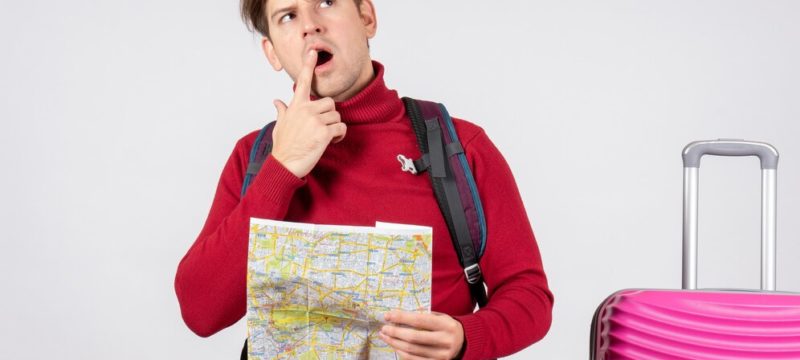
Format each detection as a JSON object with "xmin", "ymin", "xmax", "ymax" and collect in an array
[{"xmin": 316, "ymin": 50, "xmax": 333, "ymax": 67}]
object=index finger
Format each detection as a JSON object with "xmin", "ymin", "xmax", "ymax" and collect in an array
[
  {"xmin": 385, "ymin": 310, "xmax": 448, "ymax": 331},
  {"xmin": 293, "ymin": 49, "xmax": 317, "ymax": 102}
]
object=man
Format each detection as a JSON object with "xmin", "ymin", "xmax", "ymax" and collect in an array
[{"xmin": 174, "ymin": 0, "xmax": 553, "ymax": 359}]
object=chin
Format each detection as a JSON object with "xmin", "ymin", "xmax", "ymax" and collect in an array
[{"xmin": 314, "ymin": 82, "xmax": 348, "ymax": 99}]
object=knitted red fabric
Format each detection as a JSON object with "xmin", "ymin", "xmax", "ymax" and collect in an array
[{"xmin": 175, "ymin": 62, "xmax": 553, "ymax": 359}]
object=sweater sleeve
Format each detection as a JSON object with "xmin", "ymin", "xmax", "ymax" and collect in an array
[
  {"xmin": 174, "ymin": 135, "xmax": 306, "ymax": 337},
  {"xmin": 452, "ymin": 129, "xmax": 554, "ymax": 359}
]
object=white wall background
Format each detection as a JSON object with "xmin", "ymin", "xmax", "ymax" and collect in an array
[{"xmin": 2, "ymin": 0, "xmax": 799, "ymax": 358}]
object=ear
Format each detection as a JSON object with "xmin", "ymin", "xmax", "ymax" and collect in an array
[
  {"xmin": 358, "ymin": 0, "xmax": 377, "ymax": 39},
  {"xmin": 261, "ymin": 37, "xmax": 283, "ymax": 71}
]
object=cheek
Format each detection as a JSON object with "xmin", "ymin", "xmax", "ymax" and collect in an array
[
  {"xmin": 342, "ymin": 32, "xmax": 370, "ymax": 57},
  {"xmin": 273, "ymin": 43, "xmax": 302, "ymax": 71}
]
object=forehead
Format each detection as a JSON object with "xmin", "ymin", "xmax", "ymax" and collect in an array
[{"xmin": 266, "ymin": 0, "xmax": 315, "ymax": 12}]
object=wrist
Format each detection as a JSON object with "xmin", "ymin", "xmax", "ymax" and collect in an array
[
  {"xmin": 455, "ymin": 324, "xmax": 466, "ymax": 359},
  {"xmin": 271, "ymin": 152, "xmax": 305, "ymax": 179}
]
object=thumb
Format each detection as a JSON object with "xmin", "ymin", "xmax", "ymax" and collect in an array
[{"xmin": 273, "ymin": 99, "xmax": 288, "ymax": 119}]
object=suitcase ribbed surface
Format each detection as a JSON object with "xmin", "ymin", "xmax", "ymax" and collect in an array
[{"xmin": 594, "ymin": 289, "xmax": 800, "ymax": 359}]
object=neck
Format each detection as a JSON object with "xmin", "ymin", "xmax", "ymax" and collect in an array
[{"xmin": 312, "ymin": 61, "xmax": 403, "ymax": 125}]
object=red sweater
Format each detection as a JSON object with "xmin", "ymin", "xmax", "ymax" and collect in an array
[{"xmin": 175, "ymin": 62, "xmax": 553, "ymax": 359}]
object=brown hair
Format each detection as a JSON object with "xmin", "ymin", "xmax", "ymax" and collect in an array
[{"xmin": 240, "ymin": 0, "xmax": 363, "ymax": 38}]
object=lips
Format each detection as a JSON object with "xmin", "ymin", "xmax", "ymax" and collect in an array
[{"xmin": 307, "ymin": 43, "xmax": 334, "ymax": 73}]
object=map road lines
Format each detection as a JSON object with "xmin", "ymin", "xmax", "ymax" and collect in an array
[{"xmin": 247, "ymin": 219, "xmax": 432, "ymax": 360}]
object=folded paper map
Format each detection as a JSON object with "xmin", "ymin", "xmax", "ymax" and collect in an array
[{"xmin": 246, "ymin": 218, "xmax": 433, "ymax": 359}]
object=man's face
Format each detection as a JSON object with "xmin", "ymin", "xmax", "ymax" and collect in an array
[{"xmin": 262, "ymin": 0, "xmax": 377, "ymax": 101}]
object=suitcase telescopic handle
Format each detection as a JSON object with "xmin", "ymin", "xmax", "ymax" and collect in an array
[{"xmin": 681, "ymin": 139, "xmax": 779, "ymax": 291}]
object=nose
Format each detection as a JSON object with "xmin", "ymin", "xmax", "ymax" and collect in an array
[{"xmin": 301, "ymin": 12, "xmax": 324, "ymax": 38}]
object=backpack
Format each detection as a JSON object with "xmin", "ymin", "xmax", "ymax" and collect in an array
[{"xmin": 239, "ymin": 97, "xmax": 487, "ymax": 359}]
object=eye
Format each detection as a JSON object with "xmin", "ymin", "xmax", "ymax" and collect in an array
[
  {"xmin": 278, "ymin": 12, "xmax": 295, "ymax": 24},
  {"xmin": 320, "ymin": 0, "xmax": 334, "ymax": 8}
]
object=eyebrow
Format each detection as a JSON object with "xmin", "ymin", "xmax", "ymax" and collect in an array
[{"xmin": 270, "ymin": 5, "xmax": 296, "ymax": 23}]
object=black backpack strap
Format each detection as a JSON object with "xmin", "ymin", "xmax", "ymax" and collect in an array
[{"xmin": 401, "ymin": 97, "xmax": 488, "ymax": 308}]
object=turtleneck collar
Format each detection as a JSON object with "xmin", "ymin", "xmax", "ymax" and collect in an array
[{"xmin": 308, "ymin": 61, "xmax": 404, "ymax": 125}]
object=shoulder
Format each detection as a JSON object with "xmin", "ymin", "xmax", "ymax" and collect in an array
[
  {"xmin": 449, "ymin": 116, "xmax": 483, "ymax": 138},
  {"xmin": 404, "ymin": 97, "xmax": 487, "ymax": 146},
  {"xmin": 220, "ymin": 127, "xmax": 267, "ymax": 179},
  {"xmin": 235, "ymin": 128, "xmax": 264, "ymax": 151},
  {"xmin": 447, "ymin": 115, "xmax": 513, "ymax": 175},
  {"xmin": 230, "ymin": 127, "xmax": 269, "ymax": 161},
  {"xmin": 449, "ymin": 116, "xmax": 489, "ymax": 151}
]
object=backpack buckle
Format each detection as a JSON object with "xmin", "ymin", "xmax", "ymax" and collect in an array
[
  {"xmin": 397, "ymin": 154, "xmax": 418, "ymax": 174},
  {"xmin": 464, "ymin": 263, "xmax": 482, "ymax": 284}
]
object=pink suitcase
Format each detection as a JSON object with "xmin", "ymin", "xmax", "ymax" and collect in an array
[{"xmin": 590, "ymin": 140, "xmax": 800, "ymax": 360}]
